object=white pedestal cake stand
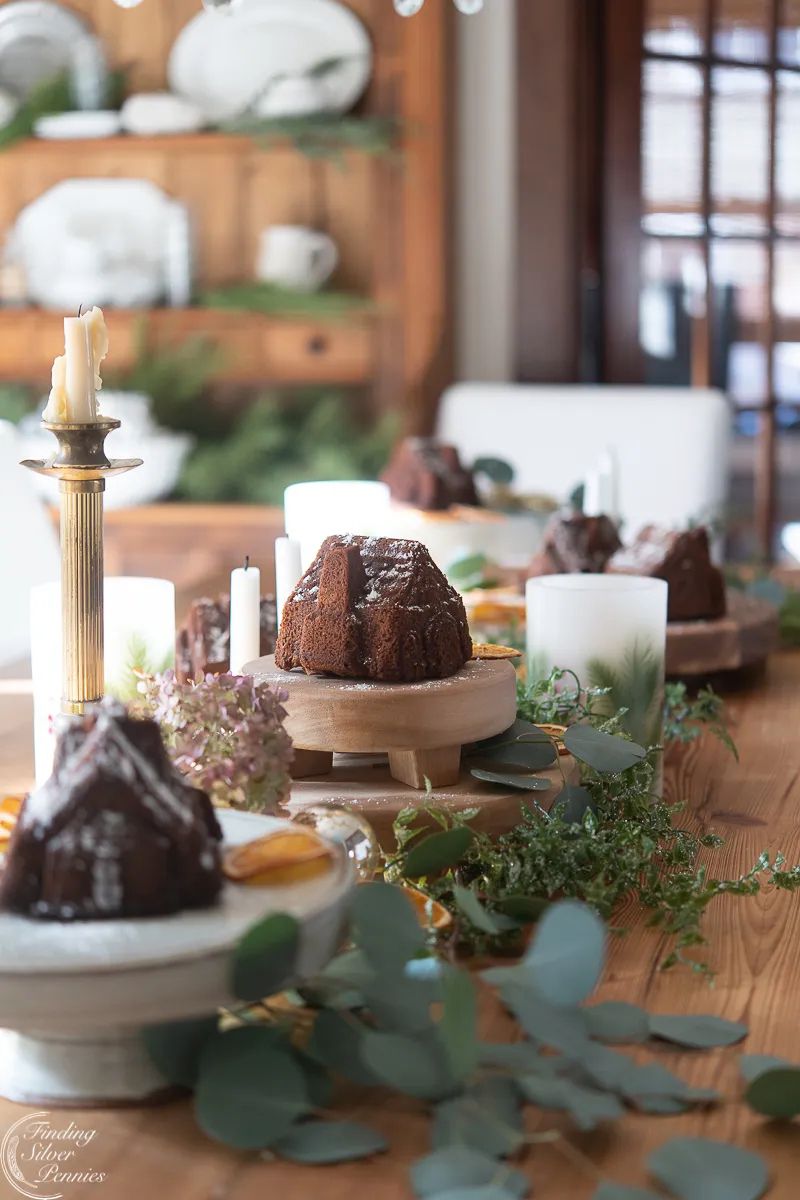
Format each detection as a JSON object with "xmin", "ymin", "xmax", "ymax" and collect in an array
[{"xmin": 0, "ymin": 811, "xmax": 354, "ymax": 1108}]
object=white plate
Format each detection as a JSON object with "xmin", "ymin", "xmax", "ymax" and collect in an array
[
  {"xmin": 14, "ymin": 179, "xmax": 183, "ymax": 310},
  {"xmin": 0, "ymin": 810, "xmax": 352, "ymax": 976},
  {"xmin": 0, "ymin": 0, "xmax": 102, "ymax": 99},
  {"xmin": 33, "ymin": 110, "xmax": 122, "ymax": 139},
  {"xmin": 168, "ymin": 0, "xmax": 372, "ymax": 122}
]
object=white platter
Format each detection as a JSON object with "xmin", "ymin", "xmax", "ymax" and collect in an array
[
  {"xmin": 0, "ymin": 1, "xmax": 102, "ymax": 100},
  {"xmin": 168, "ymin": 0, "xmax": 372, "ymax": 122},
  {"xmin": 34, "ymin": 110, "xmax": 122, "ymax": 139},
  {"xmin": 0, "ymin": 810, "xmax": 355, "ymax": 1105},
  {"xmin": 14, "ymin": 179, "xmax": 185, "ymax": 311}
]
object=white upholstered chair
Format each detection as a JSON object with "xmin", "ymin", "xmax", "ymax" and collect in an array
[{"xmin": 436, "ymin": 384, "xmax": 731, "ymax": 539}]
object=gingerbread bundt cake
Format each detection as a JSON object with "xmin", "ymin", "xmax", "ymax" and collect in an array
[
  {"xmin": 528, "ymin": 511, "xmax": 623, "ymax": 576},
  {"xmin": 274, "ymin": 534, "xmax": 473, "ymax": 682},
  {"xmin": 607, "ymin": 525, "xmax": 726, "ymax": 622},
  {"xmin": 0, "ymin": 701, "xmax": 223, "ymax": 921},
  {"xmin": 381, "ymin": 437, "xmax": 480, "ymax": 511}
]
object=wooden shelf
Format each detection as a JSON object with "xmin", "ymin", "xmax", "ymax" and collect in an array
[
  {"xmin": 4, "ymin": 132, "xmax": 257, "ymax": 157},
  {"xmin": 0, "ymin": 308, "xmax": 375, "ymax": 386}
]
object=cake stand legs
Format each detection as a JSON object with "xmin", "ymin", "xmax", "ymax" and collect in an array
[
  {"xmin": 292, "ymin": 749, "xmax": 335, "ymax": 779},
  {"xmin": 388, "ymin": 746, "xmax": 462, "ymax": 790},
  {"xmin": 0, "ymin": 1028, "xmax": 174, "ymax": 1107}
]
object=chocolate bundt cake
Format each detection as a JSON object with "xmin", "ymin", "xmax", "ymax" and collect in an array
[
  {"xmin": 381, "ymin": 437, "xmax": 480, "ymax": 511},
  {"xmin": 529, "ymin": 511, "xmax": 623, "ymax": 576},
  {"xmin": 275, "ymin": 534, "xmax": 473, "ymax": 682},
  {"xmin": 177, "ymin": 594, "xmax": 277, "ymax": 681},
  {"xmin": 0, "ymin": 701, "xmax": 223, "ymax": 921},
  {"xmin": 607, "ymin": 525, "xmax": 726, "ymax": 622}
]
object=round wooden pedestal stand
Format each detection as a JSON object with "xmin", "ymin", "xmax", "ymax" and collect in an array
[
  {"xmin": 246, "ymin": 656, "xmax": 536, "ymax": 845},
  {"xmin": 665, "ymin": 591, "xmax": 779, "ymax": 678}
]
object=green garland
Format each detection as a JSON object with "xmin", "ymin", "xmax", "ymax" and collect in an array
[{"xmin": 390, "ymin": 671, "xmax": 800, "ymax": 973}]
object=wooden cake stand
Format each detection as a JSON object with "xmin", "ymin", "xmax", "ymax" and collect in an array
[
  {"xmin": 247, "ymin": 656, "xmax": 519, "ymax": 791},
  {"xmin": 665, "ymin": 591, "xmax": 779, "ymax": 678}
]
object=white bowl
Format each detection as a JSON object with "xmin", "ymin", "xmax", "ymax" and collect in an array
[
  {"xmin": 33, "ymin": 110, "xmax": 122, "ymax": 140},
  {"xmin": 121, "ymin": 92, "xmax": 205, "ymax": 136}
]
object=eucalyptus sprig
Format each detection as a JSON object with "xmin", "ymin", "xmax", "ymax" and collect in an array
[{"xmin": 143, "ymin": 888, "xmax": 784, "ymax": 1198}]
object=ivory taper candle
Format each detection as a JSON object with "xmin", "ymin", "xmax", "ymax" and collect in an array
[{"xmin": 43, "ymin": 306, "xmax": 109, "ymax": 424}]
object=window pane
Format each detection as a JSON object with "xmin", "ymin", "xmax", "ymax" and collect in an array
[
  {"xmin": 776, "ymin": 72, "xmax": 800, "ymax": 235},
  {"xmin": 640, "ymin": 239, "xmax": 707, "ymax": 384},
  {"xmin": 711, "ymin": 67, "xmax": 770, "ymax": 236},
  {"xmin": 715, "ymin": 0, "xmax": 771, "ymax": 62},
  {"xmin": 779, "ymin": 0, "xmax": 800, "ymax": 65},
  {"xmin": 774, "ymin": 244, "xmax": 800, "ymax": 403},
  {"xmin": 711, "ymin": 239, "xmax": 769, "ymax": 406},
  {"xmin": 644, "ymin": 0, "xmax": 706, "ymax": 55},
  {"xmin": 642, "ymin": 61, "xmax": 705, "ymax": 237}
]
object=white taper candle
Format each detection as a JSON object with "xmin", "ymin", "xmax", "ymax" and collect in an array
[{"xmin": 229, "ymin": 557, "xmax": 261, "ymax": 674}]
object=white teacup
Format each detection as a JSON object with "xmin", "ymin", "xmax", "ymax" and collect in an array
[{"xmin": 257, "ymin": 225, "xmax": 338, "ymax": 293}]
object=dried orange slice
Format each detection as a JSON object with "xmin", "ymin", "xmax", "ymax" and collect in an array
[
  {"xmin": 537, "ymin": 724, "xmax": 570, "ymax": 756},
  {"xmin": 223, "ymin": 830, "xmax": 333, "ymax": 888},
  {"xmin": 0, "ymin": 796, "xmax": 22, "ymax": 849},
  {"xmin": 471, "ymin": 642, "xmax": 522, "ymax": 661},
  {"xmin": 400, "ymin": 885, "xmax": 453, "ymax": 931}
]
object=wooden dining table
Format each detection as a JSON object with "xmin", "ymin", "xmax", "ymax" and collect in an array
[{"xmin": 0, "ymin": 653, "xmax": 799, "ymax": 1199}]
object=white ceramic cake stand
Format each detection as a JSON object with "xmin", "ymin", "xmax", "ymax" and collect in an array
[{"xmin": 0, "ymin": 811, "xmax": 354, "ymax": 1107}]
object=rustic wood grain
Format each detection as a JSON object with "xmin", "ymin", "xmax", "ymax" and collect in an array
[{"xmin": 1, "ymin": 652, "xmax": 800, "ymax": 1196}]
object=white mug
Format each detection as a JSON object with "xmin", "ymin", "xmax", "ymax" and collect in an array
[{"xmin": 256, "ymin": 225, "xmax": 339, "ymax": 293}]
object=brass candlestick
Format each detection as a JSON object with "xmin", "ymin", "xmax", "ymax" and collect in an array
[{"xmin": 21, "ymin": 420, "xmax": 142, "ymax": 715}]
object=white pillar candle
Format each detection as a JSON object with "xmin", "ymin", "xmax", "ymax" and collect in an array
[
  {"xmin": 526, "ymin": 574, "xmax": 668, "ymax": 750},
  {"xmin": 229, "ymin": 558, "xmax": 261, "ymax": 674},
  {"xmin": 43, "ymin": 307, "xmax": 108, "ymax": 424},
  {"xmin": 283, "ymin": 480, "xmax": 391, "ymax": 569},
  {"xmin": 275, "ymin": 537, "xmax": 302, "ymax": 628},
  {"xmin": 30, "ymin": 577, "xmax": 176, "ymax": 783}
]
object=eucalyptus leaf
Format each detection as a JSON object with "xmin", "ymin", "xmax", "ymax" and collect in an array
[
  {"xmin": 475, "ymin": 739, "xmax": 557, "ymax": 770},
  {"xmin": 592, "ymin": 1186, "xmax": 664, "ymax": 1200},
  {"xmin": 585, "ymin": 1002, "xmax": 649, "ymax": 1045},
  {"xmin": 552, "ymin": 784, "xmax": 596, "ymax": 823},
  {"xmin": 293, "ymin": 1048, "xmax": 333, "ymax": 1109},
  {"xmin": 739, "ymin": 1053, "xmax": 790, "ymax": 1083},
  {"xmin": 471, "ymin": 768, "xmax": 553, "ymax": 792},
  {"xmin": 411, "ymin": 1145, "xmax": 530, "ymax": 1199},
  {"xmin": 478, "ymin": 1041, "xmax": 557, "ymax": 1073},
  {"xmin": 474, "ymin": 720, "xmax": 553, "ymax": 750},
  {"xmin": 361, "ymin": 1029, "xmax": 456, "ymax": 1101},
  {"xmin": 649, "ymin": 1013, "xmax": 748, "ymax": 1049},
  {"xmin": 647, "ymin": 1137, "xmax": 769, "ymax": 1200},
  {"xmin": 493, "ymin": 895, "xmax": 548, "ymax": 922},
  {"xmin": 563, "ymin": 724, "xmax": 647, "ymax": 773},
  {"xmin": 427, "ymin": 1189, "xmax": 520, "ymax": 1200},
  {"xmin": 231, "ymin": 912, "xmax": 299, "ymax": 1003},
  {"xmin": 744, "ymin": 1066, "xmax": 800, "ymax": 1118},
  {"xmin": 403, "ymin": 827, "xmax": 475, "ymax": 877},
  {"xmin": 350, "ymin": 881, "xmax": 427, "ymax": 971},
  {"xmin": 453, "ymin": 884, "xmax": 507, "ymax": 934},
  {"xmin": 448, "ymin": 553, "xmax": 491, "ymax": 584},
  {"xmin": 440, "ymin": 968, "xmax": 479, "ymax": 1080},
  {"xmin": 498, "ymin": 983, "xmax": 591, "ymax": 1056},
  {"xmin": 306, "ymin": 1009, "xmax": 380, "ymax": 1086},
  {"xmin": 472, "ymin": 456, "xmax": 515, "ymax": 485},
  {"xmin": 433, "ymin": 1077, "xmax": 524, "ymax": 1158},
  {"xmin": 273, "ymin": 1119, "xmax": 387, "ymax": 1164},
  {"xmin": 525, "ymin": 899, "xmax": 605, "ymax": 1007},
  {"xmin": 362, "ymin": 972, "xmax": 438, "ymax": 1034},
  {"xmin": 143, "ymin": 1015, "xmax": 219, "ymax": 1089},
  {"xmin": 519, "ymin": 1074, "xmax": 624, "ymax": 1130},
  {"xmin": 194, "ymin": 1028, "xmax": 310, "ymax": 1150}
]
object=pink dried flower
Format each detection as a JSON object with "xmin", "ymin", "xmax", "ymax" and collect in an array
[{"xmin": 139, "ymin": 671, "xmax": 294, "ymax": 814}]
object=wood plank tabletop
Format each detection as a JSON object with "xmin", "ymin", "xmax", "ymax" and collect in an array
[{"xmin": 1, "ymin": 656, "xmax": 799, "ymax": 1199}]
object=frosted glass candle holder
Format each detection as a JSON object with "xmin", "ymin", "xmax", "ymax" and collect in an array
[
  {"xmin": 284, "ymin": 480, "xmax": 391, "ymax": 569},
  {"xmin": 526, "ymin": 574, "xmax": 668, "ymax": 748},
  {"xmin": 31, "ymin": 577, "xmax": 176, "ymax": 784}
]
